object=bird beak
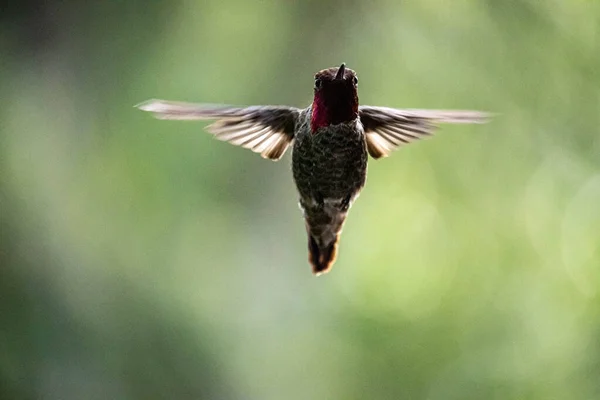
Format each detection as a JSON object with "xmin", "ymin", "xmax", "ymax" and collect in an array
[{"xmin": 335, "ymin": 63, "xmax": 346, "ymax": 80}]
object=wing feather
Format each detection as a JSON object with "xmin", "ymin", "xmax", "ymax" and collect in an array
[
  {"xmin": 137, "ymin": 99, "xmax": 300, "ymax": 160},
  {"xmin": 360, "ymin": 106, "xmax": 490, "ymax": 159}
]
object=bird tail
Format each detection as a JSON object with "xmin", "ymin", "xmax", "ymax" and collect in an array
[{"xmin": 308, "ymin": 234, "xmax": 339, "ymax": 275}]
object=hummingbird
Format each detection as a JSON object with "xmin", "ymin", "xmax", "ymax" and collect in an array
[{"xmin": 137, "ymin": 63, "xmax": 489, "ymax": 275}]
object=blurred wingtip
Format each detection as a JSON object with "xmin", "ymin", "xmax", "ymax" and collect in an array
[
  {"xmin": 135, "ymin": 99, "xmax": 163, "ymax": 112},
  {"xmin": 439, "ymin": 110, "xmax": 495, "ymax": 124},
  {"xmin": 471, "ymin": 111, "xmax": 496, "ymax": 124},
  {"xmin": 404, "ymin": 109, "xmax": 495, "ymax": 124}
]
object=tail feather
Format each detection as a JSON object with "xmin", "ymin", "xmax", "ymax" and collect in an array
[{"xmin": 308, "ymin": 235, "xmax": 339, "ymax": 275}]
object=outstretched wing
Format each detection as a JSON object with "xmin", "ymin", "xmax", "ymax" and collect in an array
[
  {"xmin": 359, "ymin": 106, "xmax": 491, "ymax": 159},
  {"xmin": 137, "ymin": 99, "xmax": 301, "ymax": 160}
]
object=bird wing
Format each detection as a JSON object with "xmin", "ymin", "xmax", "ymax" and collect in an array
[
  {"xmin": 137, "ymin": 99, "xmax": 301, "ymax": 161},
  {"xmin": 359, "ymin": 106, "xmax": 491, "ymax": 159}
]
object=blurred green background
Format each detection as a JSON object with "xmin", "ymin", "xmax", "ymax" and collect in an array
[{"xmin": 1, "ymin": 1, "xmax": 599, "ymax": 399}]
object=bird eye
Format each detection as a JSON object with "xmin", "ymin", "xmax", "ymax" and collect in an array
[
  {"xmin": 314, "ymin": 78, "xmax": 322, "ymax": 89},
  {"xmin": 353, "ymin": 76, "xmax": 358, "ymax": 86}
]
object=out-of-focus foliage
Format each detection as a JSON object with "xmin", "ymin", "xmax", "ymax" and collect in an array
[{"xmin": 1, "ymin": 1, "xmax": 599, "ymax": 399}]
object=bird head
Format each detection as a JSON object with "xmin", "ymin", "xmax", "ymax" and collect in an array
[{"xmin": 311, "ymin": 63, "xmax": 359, "ymax": 133}]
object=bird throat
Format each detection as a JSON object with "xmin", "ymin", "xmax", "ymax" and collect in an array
[{"xmin": 311, "ymin": 89, "xmax": 358, "ymax": 133}]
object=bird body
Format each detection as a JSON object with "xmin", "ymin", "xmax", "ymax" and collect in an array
[
  {"xmin": 137, "ymin": 64, "xmax": 489, "ymax": 275},
  {"xmin": 292, "ymin": 106, "xmax": 367, "ymax": 273}
]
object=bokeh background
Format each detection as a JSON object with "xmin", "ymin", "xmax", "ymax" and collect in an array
[{"xmin": 2, "ymin": 1, "xmax": 599, "ymax": 399}]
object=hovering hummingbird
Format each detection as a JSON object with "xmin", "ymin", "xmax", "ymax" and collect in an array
[{"xmin": 137, "ymin": 63, "xmax": 489, "ymax": 275}]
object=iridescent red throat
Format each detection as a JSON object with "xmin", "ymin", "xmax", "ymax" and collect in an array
[{"xmin": 310, "ymin": 88, "xmax": 359, "ymax": 133}]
